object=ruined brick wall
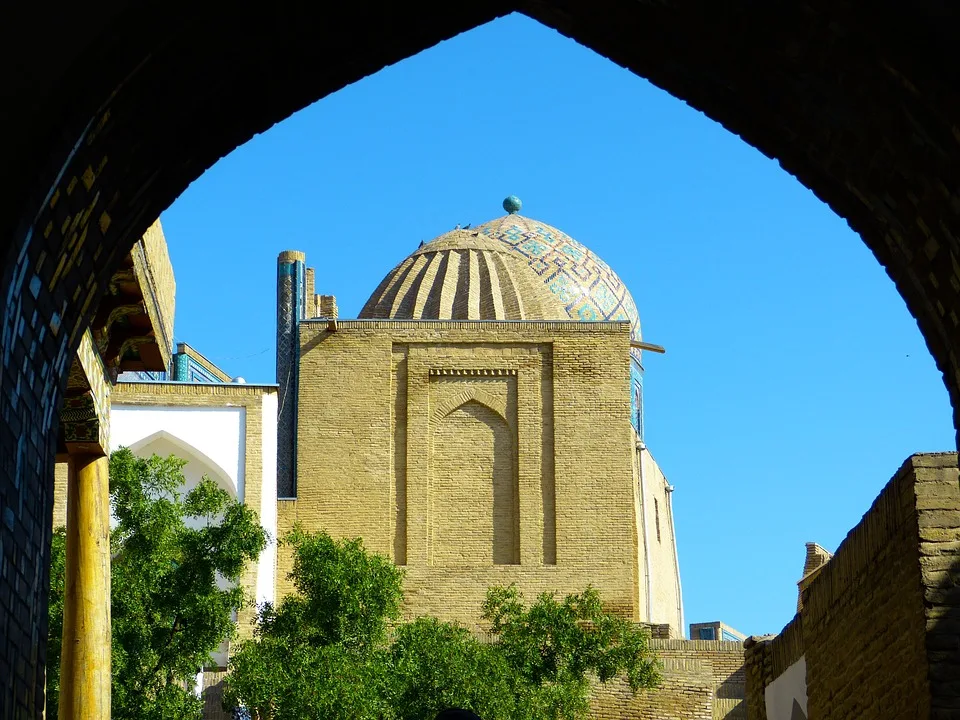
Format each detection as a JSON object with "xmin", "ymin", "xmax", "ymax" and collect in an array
[
  {"xmin": 591, "ymin": 639, "xmax": 745, "ymax": 720},
  {"xmin": 745, "ymin": 453, "xmax": 960, "ymax": 720}
]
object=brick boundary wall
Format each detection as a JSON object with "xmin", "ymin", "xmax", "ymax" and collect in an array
[
  {"xmin": 201, "ymin": 669, "xmax": 230, "ymax": 720},
  {"xmin": 743, "ymin": 616, "xmax": 804, "ymax": 720},
  {"xmin": 745, "ymin": 453, "xmax": 960, "ymax": 720},
  {"xmin": 591, "ymin": 638, "xmax": 745, "ymax": 720}
]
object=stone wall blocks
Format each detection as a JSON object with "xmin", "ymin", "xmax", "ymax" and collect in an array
[
  {"xmin": 921, "ymin": 555, "xmax": 960, "ymax": 572},
  {"xmin": 922, "ymin": 540, "xmax": 960, "ymax": 556},
  {"xmin": 920, "ymin": 511, "xmax": 960, "ymax": 529}
]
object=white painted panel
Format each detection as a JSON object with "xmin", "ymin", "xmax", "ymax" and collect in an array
[
  {"xmin": 111, "ymin": 405, "xmax": 244, "ymax": 498},
  {"xmin": 257, "ymin": 392, "xmax": 279, "ymax": 607},
  {"xmin": 765, "ymin": 656, "xmax": 808, "ymax": 720}
]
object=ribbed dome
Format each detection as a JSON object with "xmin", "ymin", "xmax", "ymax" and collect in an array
[{"xmin": 359, "ymin": 211, "xmax": 642, "ymax": 343}]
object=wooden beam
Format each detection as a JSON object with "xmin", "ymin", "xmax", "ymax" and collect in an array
[{"xmin": 630, "ymin": 340, "xmax": 666, "ymax": 354}]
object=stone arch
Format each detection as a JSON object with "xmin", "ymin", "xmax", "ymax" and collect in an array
[
  {"xmin": 5, "ymin": 3, "xmax": 960, "ymax": 713},
  {"xmin": 430, "ymin": 400, "xmax": 520, "ymax": 567},
  {"xmin": 432, "ymin": 388, "xmax": 511, "ymax": 429},
  {"xmin": 124, "ymin": 429, "xmax": 239, "ymax": 500}
]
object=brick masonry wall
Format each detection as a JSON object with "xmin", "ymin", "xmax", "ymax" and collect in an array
[
  {"xmin": 282, "ymin": 320, "xmax": 647, "ymax": 628},
  {"xmin": 636, "ymin": 444, "xmax": 683, "ymax": 633},
  {"xmin": 911, "ymin": 453, "xmax": 960, "ymax": 719},
  {"xmin": 743, "ymin": 617, "xmax": 804, "ymax": 720},
  {"xmin": 591, "ymin": 639, "xmax": 745, "ymax": 720},
  {"xmin": 745, "ymin": 453, "xmax": 960, "ymax": 720},
  {"xmin": 201, "ymin": 669, "xmax": 230, "ymax": 720}
]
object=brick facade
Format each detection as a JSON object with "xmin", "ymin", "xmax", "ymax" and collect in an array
[
  {"xmin": 279, "ymin": 319, "xmax": 683, "ymax": 629},
  {"xmin": 745, "ymin": 453, "xmax": 960, "ymax": 720},
  {"xmin": 591, "ymin": 639, "xmax": 745, "ymax": 720}
]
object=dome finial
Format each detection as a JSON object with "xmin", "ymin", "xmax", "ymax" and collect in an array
[{"xmin": 503, "ymin": 195, "xmax": 522, "ymax": 214}]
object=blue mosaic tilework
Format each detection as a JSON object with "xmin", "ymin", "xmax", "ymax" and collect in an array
[
  {"xmin": 630, "ymin": 357, "xmax": 644, "ymax": 439},
  {"xmin": 117, "ymin": 369, "xmax": 168, "ymax": 382},
  {"xmin": 474, "ymin": 215, "xmax": 642, "ymax": 342}
]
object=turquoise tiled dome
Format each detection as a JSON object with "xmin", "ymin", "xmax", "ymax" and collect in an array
[
  {"xmin": 474, "ymin": 214, "xmax": 642, "ymax": 343},
  {"xmin": 360, "ymin": 210, "xmax": 641, "ymax": 345}
]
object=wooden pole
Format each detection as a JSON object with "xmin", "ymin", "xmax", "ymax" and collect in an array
[
  {"xmin": 630, "ymin": 340, "xmax": 666, "ymax": 354},
  {"xmin": 59, "ymin": 453, "xmax": 111, "ymax": 720}
]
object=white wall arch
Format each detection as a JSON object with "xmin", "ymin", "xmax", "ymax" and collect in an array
[
  {"xmin": 110, "ymin": 404, "xmax": 246, "ymax": 502},
  {"xmin": 127, "ymin": 428, "xmax": 239, "ymax": 499}
]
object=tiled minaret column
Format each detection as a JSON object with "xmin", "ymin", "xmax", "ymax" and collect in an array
[{"xmin": 277, "ymin": 251, "xmax": 306, "ymax": 497}]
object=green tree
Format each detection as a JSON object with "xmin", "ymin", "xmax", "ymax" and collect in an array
[
  {"xmin": 46, "ymin": 448, "xmax": 267, "ymax": 720},
  {"xmin": 225, "ymin": 527, "xmax": 403, "ymax": 719},
  {"xmin": 224, "ymin": 527, "xmax": 660, "ymax": 720}
]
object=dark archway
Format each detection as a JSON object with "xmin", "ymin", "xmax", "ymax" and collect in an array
[{"xmin": 4, "ymin": 1, "xmax": 960, "ymax": 714}]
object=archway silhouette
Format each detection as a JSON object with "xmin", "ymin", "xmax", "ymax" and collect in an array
[{"xmin": 4, "ymin": 2, "xmax": 960, "ymax": 715}]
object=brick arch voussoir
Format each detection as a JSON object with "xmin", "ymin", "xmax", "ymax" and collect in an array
[{"xmin": 433, "ymin": 390, "xmax": 511, "ymax": 429}]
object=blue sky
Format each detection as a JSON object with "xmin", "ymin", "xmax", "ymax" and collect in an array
[{"xmin": 160, "ymin": 13, "xmax": 955, "ymax": 637}]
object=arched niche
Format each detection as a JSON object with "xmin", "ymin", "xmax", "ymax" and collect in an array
[
  {"xmin": 430, "ymin": 400, "xmax": 520, "ymax": 567},
  {"xmin": 125, "ymin": 429, "xmax": 239, "ymax": 502}
]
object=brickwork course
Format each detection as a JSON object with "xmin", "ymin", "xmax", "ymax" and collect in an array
[
  {"xmin": 591, "ymin": 639, "xmax": 745, "ymax": 720},
  {"xmin": 745, "ymin": 453, "xmax": 960, "ymax": 720},
  {"xmin": 6, "ymin": 3, "xmax": 960, "ymax": 716}
]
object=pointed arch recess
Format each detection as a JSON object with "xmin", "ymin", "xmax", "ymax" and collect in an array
[
  {"xmin": 125, "ymin": 429, "xmax": 239, "ymax": 499},
  {"xmin": 432, "ymin": 388, "xmax": 510, "ymax": 428}
]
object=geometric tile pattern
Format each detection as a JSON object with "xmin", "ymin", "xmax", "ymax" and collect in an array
[
  {"xmin": 360, "ymin": 212, "xmax": 642, "ymax": 348},
  {"xmin": 474, "ymin": 213, "xmax": 642, "ymax": 344},
  {"xmin": 276, "ymin": 252, "xmax": 305, "ymax": 498}
]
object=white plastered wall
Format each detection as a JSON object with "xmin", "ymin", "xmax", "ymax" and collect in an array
[
  {"xmin": 112, "ymin": 398, "xmax": 283, "ymax": 668},
  {"xmin": 111, "ymin": 399, "xmax": 278, "ymax": 610},
  {"xmin": 633, "ymin": 430, "xmax": 684, "ymax": 635},
  {"xmin": 257, "ymin": 392, "xmax": 278, "ymax": 608},
  {"xmin": 110, "ymin": 405, "xmax": 245, "ymax": 499},
  {"xmin": 111, "ymin": 404, "xmax": 247, "ymax": 667},
  {"xmin": 765, "ymin": 657, "xmax": 808, "ymax": 720}
]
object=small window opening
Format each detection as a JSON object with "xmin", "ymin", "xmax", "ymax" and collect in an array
[{"xmin": 654, "ymin": 498, "xmax": 661, "ymax": 543}]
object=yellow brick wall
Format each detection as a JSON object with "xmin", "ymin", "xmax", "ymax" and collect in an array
[
  {"xmin": 52, "ymin": 462, "xmax": 68, "ymax": 530},
  {"xmin": 591, "ymin": 639, "xmax": 745, "ymax": 720},
  {"xmin": 133, "ymin": 220, "xmax": 176, "ymax": 364},
  {"xmin": 281, "ymin": 319, "xmax": 643, "ymax": 626},
  {"xmin": 745, "ymin": 453, "xmax": 960, "ymax": 720}
]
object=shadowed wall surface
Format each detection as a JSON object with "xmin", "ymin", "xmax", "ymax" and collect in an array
[{"xmin": 5, "ymin": 1, "xmax": 960, "ymax": 715}]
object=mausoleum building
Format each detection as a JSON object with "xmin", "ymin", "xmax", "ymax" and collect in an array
[{"xmin": 275, "ymin": 197, "xmax": 684, "ymax": 632}]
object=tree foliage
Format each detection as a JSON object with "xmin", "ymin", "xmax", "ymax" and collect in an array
[
  {"xmin": 224, "ymin": 527, "xmax": 660, "ymax": 720},
  {"xmin": 47, "ymin": 448, "xmax": 267, "ymax": 720}
]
